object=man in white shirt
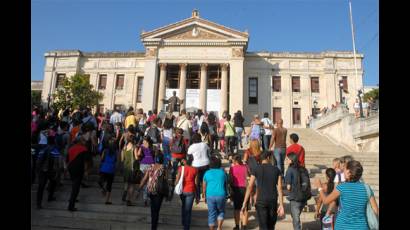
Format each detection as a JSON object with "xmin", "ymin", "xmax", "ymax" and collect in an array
[
  {"xmin": 176, "ymin": 109, "xmax": 192, "ymax": 144},
  {"xmin": 187, "ymin": 133, "xmax": 210, "ymax": 201},
  {"xmin": 110, "ymin": 109, "xmax": 124, "ymax": 125},
  {"xmin": 261, "ymin": 112, "xmax": 274, "ymax": 151}
]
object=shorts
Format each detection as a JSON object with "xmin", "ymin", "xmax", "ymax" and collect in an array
[{"xmin": 232, "ymin": 187, "xmax": 251, "ymax": 210}]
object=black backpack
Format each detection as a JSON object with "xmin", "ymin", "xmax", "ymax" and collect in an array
[
  {"xmin": 156, "ymin": 170, "xmax": 169, "ymax": 198},
  {"xmin": 147, "ymin": 127, "xmax": 161, "ymax": 144},
  {"xmin": 294, "ymin": 167, "xmax": 312, "ymax": 202}
]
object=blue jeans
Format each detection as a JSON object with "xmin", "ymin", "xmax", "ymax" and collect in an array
[
  {"xmin": 263, "ymin": 134, "xmax": 271, "ymax": 151},
  {"xmin": 162, "ymin": 137, "xmax": 171, "ymax": 167},
  {"xmin": 273, "ymin": 148, "xmax": 286, "ymax": 176},
  {"xmin": 206, "ymin": 196, "xmax": 226, "ymax": 227},
  {"xmin": 290, "ymin": 200, "xmax": 306, "ymax": 230},
  {"xmin": 235, "ymin": 127, "xmax": 243, "ymax": 149},
  {"xmin": 180, "ymin": 192, "xmax": 195, "ymax": 230}
]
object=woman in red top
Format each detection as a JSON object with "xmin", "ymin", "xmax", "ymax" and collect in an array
[
  {"xmin": 175, "ymin": 155, "xmax": 198, "ymax": 230},
  {"xmin": 229, "ymin": 154, "xmax": 250, "ymax": 230},
  {"xmin": 171, "ymin": 128, "xmax": 187, "ymax": 184}
]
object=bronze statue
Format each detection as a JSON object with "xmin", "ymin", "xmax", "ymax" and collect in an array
[{"xmin": 163, "ymin": 91, "xmax": 183, "ymax": 113}]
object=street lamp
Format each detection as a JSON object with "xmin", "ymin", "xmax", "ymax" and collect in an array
[
  {"xmin": 313, "ymin": 99, "xmax": 318, "ymax": 118},
  {"xmin": 338, "ymin": 76, "xmax": 344, "ymax": 104},
  {"xmin": 358, "ymin": 89, "xmax": 364, "ymax": 118}
]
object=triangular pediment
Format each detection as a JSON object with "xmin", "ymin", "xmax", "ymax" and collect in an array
[
  {"xmin": 161, "ymin": 25, "xmax": 232, "ymax": 40},
  {"xmin": 141, "ymin": 16, "xmax": 248, "ymax": 41}
]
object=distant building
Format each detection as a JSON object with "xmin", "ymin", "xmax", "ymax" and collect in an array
[
  {"xmin": 41, "ymin": 10, "xmax": 364, "ymax": 128},
  {"xmin": 31, "ymin": 80, "xmax": 43, "ymax": 92}
]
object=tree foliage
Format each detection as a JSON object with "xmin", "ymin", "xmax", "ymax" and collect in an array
[
  {"xmin": 364, "ymin": 88, "xmax": 379, "ymax": 102},
  {"xmin": 31, "ymin": 91, "xmax": 42, "ymax": 108},
  {"xmin": 52, "ymin": 74, "xmax": 103, "ymax": 111}
]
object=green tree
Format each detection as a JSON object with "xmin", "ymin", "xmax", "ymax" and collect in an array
[
  {"xmin": 52, "ymin": 74, "xmax": 103, "ymax": 111},
  {"xmin": 31, "ymin": 91, "xmax": 42, "ymax": 108},
  {"xmin": 364, "ymin": 88, "xmax": 379, "ymax": 102}
]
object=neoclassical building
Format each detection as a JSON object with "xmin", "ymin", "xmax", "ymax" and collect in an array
[{"xmin": 41, "ymin": 10, "xmax": 363, "ymax": 128}]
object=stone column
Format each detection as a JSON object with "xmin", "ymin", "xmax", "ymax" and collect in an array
[
  {"xmin": 179, "ymin": 63, "xmax": 187, "ymax": 110},
  {"xmin": 199, "ymin": 63, "xmax": 208, "ymax": 111},
  {"xmin": 220, "ymin": 63, "xmax": 229, "ymax": 115},
  {"xmin": 157, "ymin": 63, "xmax": 167, "ymax": 112}
]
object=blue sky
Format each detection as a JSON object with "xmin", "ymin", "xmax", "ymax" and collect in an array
[{"xmin": 31, "ymin": 0, "xmax": 378, "ymax": 86}]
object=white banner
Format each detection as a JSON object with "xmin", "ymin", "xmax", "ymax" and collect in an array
[
  {"xmin": 185, "ymin": 89, "xmax": 200, "ymax": 111},
  {"xmin": 165, "ymin": 88, "xmax": 220, "ymax": 113},
  {"xmin": 207, "ymin": 89, "xmax": 221, "ymax": 113}
]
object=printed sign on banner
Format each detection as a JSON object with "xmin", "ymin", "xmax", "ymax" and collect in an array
[
  {"xmin": 207, "ymin": 89, "xmax": 221, "ymax": 114},
  {"xmin": 185, "ymin": 89, "xmax": 200, "ymax": 112}
]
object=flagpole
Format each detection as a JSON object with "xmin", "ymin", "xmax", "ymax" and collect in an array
[
  {"xmin": 349, "ymin": 0, "xmax": 361, "ymax": 90},
  {"xmin": 349, "ymin": 0, "xmax": 364, "ymax": 118}
]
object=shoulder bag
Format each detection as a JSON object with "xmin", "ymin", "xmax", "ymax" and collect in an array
[
  {"xmin": 364, "ymin": 184, "xmax": 379, "ymax": 230},
  {"xmin": 174, "ymin": 166, "xmax": 185, "ymax": 195}
]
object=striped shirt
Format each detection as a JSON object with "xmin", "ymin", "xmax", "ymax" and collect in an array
[{"xmin": 335, "ymin": 182, "xmax": 374, "ymax": 230}]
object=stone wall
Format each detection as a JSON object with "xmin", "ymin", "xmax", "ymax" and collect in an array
[{"xmin": 310, "ymin": 105, "xmax": 379, "ymax": 153}]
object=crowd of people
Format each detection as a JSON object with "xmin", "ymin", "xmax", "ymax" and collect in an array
[{"xmin": 31, "ymin": 105, "xmax": 378, "ymax": 230}]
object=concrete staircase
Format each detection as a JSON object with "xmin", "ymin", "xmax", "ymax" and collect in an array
[{"xmin": 31, "ymin": 128, "xmax": 379, "ymax": 230}]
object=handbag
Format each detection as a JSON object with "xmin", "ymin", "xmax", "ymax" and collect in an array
[
  {"xmin": 174, "ymin": 166, "xmax": 184, "ymax": 195},
  {"xmin": 365, "ymin": 184, "xmax": 378, "ymax": 230}
]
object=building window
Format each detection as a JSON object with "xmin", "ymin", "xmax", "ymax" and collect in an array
[
  {"xmin": 56, "ymin": 73, "xmax": 66, "ymax": 88},
  {"xmin": 293, "ymin": 108, "xmax": 301, "ymax": 125},
  {"xmin": 97, "ymin": 104, "xmax": 104, "ymax": 114},
  {"xmin": 249, "ymin": 78, "xmax": 258, "ymax": 104},
  {"xmin": 342, "ymin": 76, "xmax": 348, "ymax": 93},
  {"xmin": 166, "ymin": 65, "xmax": 179, "ymax": 89},
  {"xmin": 116, "ymin": 74, "xmax": 124, "ymax": 90},
  {"xmin": 292, "ymin": 76, "xmax": 300, "ymax": 92},
  {"xmin": 187, "ymin": 65, "xmax": 200, "ymax": 89},
  {"xmin": 272, "ymin": 76, "xmax": 281, "ymax": 92},
  {"xmin": 311, "ymin": 77, "xmax": 320, "ymax": 93},
  {"xmin": 208, "ymin": 65, "xmax": 221, "ymax": 89},
  {"xmin": 98, "ymin": 74, "xmax": 107, "ymax": 90},
  {"xmin": 272, "ymin": 107, "xmax": 281, "ymax": 124},
  {"xmin": 137, "ymin": 77, "xmax": 143, "ymax": 102}
]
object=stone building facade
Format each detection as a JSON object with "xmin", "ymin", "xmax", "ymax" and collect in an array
[{"xmin": 41, "ymin": 10, "xmax": 363, "ymax": 128}]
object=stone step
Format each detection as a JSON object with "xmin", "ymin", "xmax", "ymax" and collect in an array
[
  {"xmin": 32, "ymin": 212, "xmax": 318, "ymax": 230},
  {"xmin": 31, "ymin": 186, "xmax": 319, "ymax": 208},
  {"xmin": 32, "ymin": 200, "xmax": 320, "ymax": 228}
]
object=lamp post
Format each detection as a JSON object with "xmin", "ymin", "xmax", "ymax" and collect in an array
[
  {"xmin": 338, "ymin": 76, "xmax": 344, "ymax": 104},
  {"xmin": 313, "ymin": 99, "xmax": 318, "ymax": 118},
  {"xmin": 358, "ymin": 89, "xmax": 364, "ymax": 118}
]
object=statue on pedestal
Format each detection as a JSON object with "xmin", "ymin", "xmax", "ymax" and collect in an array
[{"xmin": 163, "ymin": 91, "xmax": 183, "ymax": 113}]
